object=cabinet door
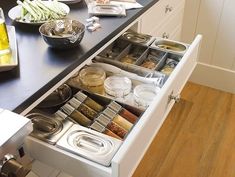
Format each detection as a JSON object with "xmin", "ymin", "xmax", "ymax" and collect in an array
[
  {"xmin": 140, "ymin": 0, "xmax": 184, "ymax": 35},
  {"xmin": 211, "ymin": 0, "xmax": 235, "ymax": 70},
  {"xmin": 25, "ymin": 35, "xmax": 202, "ymax": 177}
]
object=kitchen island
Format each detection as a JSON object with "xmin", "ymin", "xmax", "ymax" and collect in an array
[{"xmin": 0, "ymin": 0, "xmax": 158, "ymax": 113}]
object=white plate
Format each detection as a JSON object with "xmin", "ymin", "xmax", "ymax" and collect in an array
[
  {"xmin": 0, "ymin": 26, "xmax": 18, "ymax": 72},
  {"xmin": 8, "ymin": 2, "xmax": 70, "ymax": 25}
]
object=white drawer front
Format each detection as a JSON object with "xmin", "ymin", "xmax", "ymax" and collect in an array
[
  {"xmin": 111, "ymin": 35, "xmax": 202, "ymax": 177},
  {"xmin": 141, "ymin": 0, "xmax": 185, "ymax": 34},
  {"xmin": 150, "ymin": 2, "xmax": 184, "ymax": 39},
  {"xmin": 25, "ymin": 34, "xmax": 202, "ymax": 177}
]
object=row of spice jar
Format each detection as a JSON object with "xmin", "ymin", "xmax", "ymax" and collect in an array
[{"xmin": 55, "ymin": 91, "xmax": 140, "ymax": 140}]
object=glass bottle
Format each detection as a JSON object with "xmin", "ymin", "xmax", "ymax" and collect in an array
[
  {"xmin": 0, "ymin": 8, "xmax": 10, "ymax": 56},
  {"xmin": 74, "ymin": 91, "xmax": 104, "ymax": 112},
  {"xmin": 103, "ymin": 107, "xmax": 133, "ymax": 131},
  {"xmin": 60, "ymin": 103, "xmax": 92, "ymax": 127},
  {"xmin": 96, "ymin": 114, "xmax": 127, "ymax": 139},
  {"xmin": 90, "ymin": 121, "xmax": 122, "ymax": 140},
  {"xmin": 68, "ymin": 97, "xmax": 98, "ymax": 120},
  {"xmin": 108, "ymin": 101, "xmax": 138, "ymax": 124}
]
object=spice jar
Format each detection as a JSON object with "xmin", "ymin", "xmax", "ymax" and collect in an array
[
  {"xmin": 96, "ymin": 114, "xmax": 127, "ymax": 139},
  {"xmin": 74, "ymin": 91, "xmax": 104, "ymax": 112},
  {"xmin": 68, "ymin": 97, "xmax": 98, "ymax": 120},
  {"xmin": 79, "ymin": 66, "xmax": 106, "ymax": 94},
  {"xmin": 60, "ymin": 103, "xmax": 92, "ymax": 127},
  {"xmin": 103, "ymin": 107, "xmax": 133, "ymax": 131},
  {"xmin": 108, "ymin": 101, "xmax": 138, "ymax": 124},
  {"xmin": 90, "ymin": 121, "xmax": 122, "ymax": 140}
]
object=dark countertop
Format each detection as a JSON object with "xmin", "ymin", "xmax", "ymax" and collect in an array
[{"xmin": 0, "ymin": 0, "xmax": 158, "ymax": 113}]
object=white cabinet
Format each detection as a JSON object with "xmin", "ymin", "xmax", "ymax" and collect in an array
[
  {"xmin": 23, "ymin": 1, "xmax": 202, "ymax": 177},
  {"xmin": 140, "ymin": 0, "xmax": 185, "ymax": 41},
  {"xmin": 182, "ymin": 0, "xmax": 235, "ymax": 94},
  {"xmin": 25, "ymin": 34, "xmax": 202, "ymax": 177}
]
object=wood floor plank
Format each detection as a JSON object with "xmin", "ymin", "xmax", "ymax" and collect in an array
[{"xmin": 133, "ymin": 82, "xmax": 235, "ymax": 177}]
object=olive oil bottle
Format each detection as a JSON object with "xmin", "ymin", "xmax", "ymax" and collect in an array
[{"xmin": 0, "ymin": 8, "xmax": 10, "ymax": 56}]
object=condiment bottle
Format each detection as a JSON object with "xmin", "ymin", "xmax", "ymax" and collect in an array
[
  {"xmin": 108, "ymin": 101, "xmax": 138, "ymax": 124},
  {"xmin": 60, "ymin": 103, "xmax": 92, "ymax": 127},
  {"xmin": 90, "ymin": 121, "xmax": 122, "ymax": 140},
  {"xmin": 68, "ymin": 97, "xmax": 98, "ymax": 120},
  {"xmin": 74, "ymin": 91, "xmax": 104, "ymax": 112},
  {"xmin": 103, "ymin": 107, "xmax": 133, "ymax": 131},
  {"xmin": 96, "ymin": 114, "xmax": 127, "ymax": 139}
]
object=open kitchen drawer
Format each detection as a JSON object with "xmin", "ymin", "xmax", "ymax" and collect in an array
[{"xmin": 24, "ymin": 33, "xmax": 202, "ymax": 177}]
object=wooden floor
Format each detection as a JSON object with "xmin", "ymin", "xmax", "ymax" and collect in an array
[{"xmin": 133, "ymin": 82, "xmax": 235, "ymax": 177}]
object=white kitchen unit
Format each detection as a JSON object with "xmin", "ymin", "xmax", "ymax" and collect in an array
[
  {"xmin": 182, "ymin": 0, "xmax": 235, "ymax": 94},
  {"xmin": 19, "ymin": 0, "xmax": 202, "ymax": 177},
  {"xmin": 24, "ymin": 30, "xmax": 202, "ymax": 177}
]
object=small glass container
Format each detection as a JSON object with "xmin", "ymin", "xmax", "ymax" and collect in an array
[
  {"xmin": 60, "ymin": 103, "xmax": 92, "ymax": 127},
  {"xmin": 134, "ymin": 84, "xmax": 160, "ymax": 108},
  {"xmin": 79, "ymin": 66, "xmax": 106, "ymax": 94},
  {"xmin": 108, "ymin": 101, "xmax": 138, "ymax": 124},
  {"xmin": 104, "ymin": 75, "xmax": 132, "ymax": 98},
  {"xmin": 90, "ymin": 121, "xmax": 122, "ymax": 140},
  {"xmin": 103, "ymin": 107, "xmax": 133, "ymax": 131},
  {"xmin": 96, "ymin": 114, "xmax": 127, "ymax": 139},
  {"xmin": 74, "ymin": 91, "xmax": 104, "ymax": 112},
  {"xmin": 68, "ymin": 97, "xmax": 98, "ymax": 120}
]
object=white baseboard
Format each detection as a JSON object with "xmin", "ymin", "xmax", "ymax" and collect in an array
[{"xmin": 190, "ymin": 62, "xmax": 235, "ymax": 94}]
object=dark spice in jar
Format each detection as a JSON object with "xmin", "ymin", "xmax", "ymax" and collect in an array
[
  {"xmin": 74, "ymin": 91, "xmax": 104, "ymax": 112},
  {"xmin": 69, "ymin": 97, "xmax": 98, "ymax": 120}
]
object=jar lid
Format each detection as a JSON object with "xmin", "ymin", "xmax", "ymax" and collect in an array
[
  {"xmin": 79, "ymin": 66, "xmax": 106, "ymax": 87},
  {"xmin": 104, "ymin": 75, "xmax": 132, "ymax": 98},
  {"xmin": 133, "ymin": 84, "xmax": 160, "ymax": 107}
]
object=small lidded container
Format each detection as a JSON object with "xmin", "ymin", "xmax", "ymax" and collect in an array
[
  {"xmin": 79, "ymin": 66, "xmax": 106, "ymax": 94},
  {"xmin": 60, "ymin": 103, "xmax": 92, "ymax": 127},
  {"xmin": 134, "ymin": 84, "xmax": 160, "ymax": 108},
  {"xmin": 96, "ymin": 114, "xmax": 127, "ymax": 139},
  {"xmin": 90, "ymin": 121, "xmax": 122, "ymax": 140},
  {"xmin": 108, "ymin": 101, "xmax": 138, "ymax": 124},
  {"xmin": 103, "ymin": 107, "xmax": 133, "ymax": 131},
  {"xmin": 68, "ymin": 97, "xmax": 98, "ymax": 120},
  {"xmin": 104, "ymin": 75, "xmax": 132, "ymax": 98},
  {"xmin": 74, "ymin": 91, "xmax": 104, "ymax": 112}
]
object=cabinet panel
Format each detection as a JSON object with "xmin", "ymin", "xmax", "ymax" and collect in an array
[
  {"xmin": 195, "ymin": 0, "xmax": 224, "ymax": 64},
  {"xmin": 140, "ymin": 0, "xmax": 184, "ymax": 34},
  {"xmin": 211, "ymin": 0, "xmax": 235, "ymax": 70},
  {"xmin": 149, "ymin": 4, "xmax": 184, "ymax": 39}
]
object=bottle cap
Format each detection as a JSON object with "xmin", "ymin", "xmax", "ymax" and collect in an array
[
  {"xmin": 68, "ymin": 97, "xmax": 82, "ymax": 109},
  {"xmin": 74, "ymin": 91, "xmax": 87, "ymax": 103},
  {"xmin": 96, "ymin": 114, "xmax": 111, "ymax": 127},
  {"xmin": 90, "ymin": 121, "xmax": 105, "ymax": 133},
  {"xmin": 60, "ymin": 103, "xmax": 75, "ymax": 115},
  {"xmin": 108, "ymin": 101, "xmax": 122, "ymax": 113},
  {"xmin": 102, "ymin": 107, "xmax": 116, "ymax": 120},
  {"xmin": 54, "ymin": 110, "xmax": 68, "ymax": 119}
]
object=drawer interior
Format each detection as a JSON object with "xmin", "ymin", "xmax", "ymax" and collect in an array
[{"xmin": 25, "ymin": 30, "xmax": 201, "ymax": 177}]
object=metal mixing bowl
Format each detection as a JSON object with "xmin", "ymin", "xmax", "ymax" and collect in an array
[{"xmin": 39, "ymin": 19, "xmax": 85, "ymax": 49}]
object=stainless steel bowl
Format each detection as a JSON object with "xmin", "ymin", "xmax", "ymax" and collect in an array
[{"xmin": 39, "ymin": 19, "xmax": 85, "ymax": 49}]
